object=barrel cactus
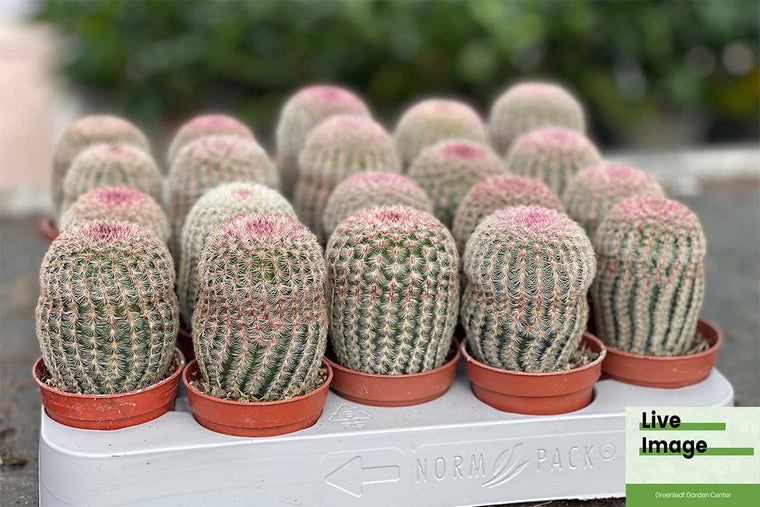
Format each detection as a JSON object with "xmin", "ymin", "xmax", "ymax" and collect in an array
[
  {"xmin": 591, "ymin": 197, "xmax": 705, "ymax": 356},
  {"xmin": 453, "ymin": 174, "xmax": 564, "ymax": 255},
  {"xmin": 276, "ymin": 85, "xmax": 371, "ymax": 197},
  {"xmin": 505, "ymin": 127, "xmax": 601, "ymax": 198},
  {"xmin": 36, "ymin": 220, "xmax": 179, "ymax": 394},
  {"xmin": 394, "ymin": 99, "xmax": 488, "ymax": 168},
  {"xmin": 60, "ymin": 186, "xmax": 170, "ymax": 242},
  {"xmin": 326, "ymin": 205, "xmax": 459, "ymax": 374},
  {"xmin": 51, "ymin": 115, "xmax": 150, "ymax": 221},
  {"xmin": 167, "ymin": 135, "xmax": 279, "ymax": 256},
  {"xmin": 167, "ymin": 114, "xmax": 254, "ymax": 166},
  {"xmin": 178, "ymin": 182, "xmax": 295, "ymax": 328},
  {"xmin": 61, "ymin": 143, "xmax": 162, "ymax": 217},
  {"xmin": 489, "ymin": 82, "xmax": 585, "ymax": 155},
  {"xmin": 462, "ymin": 206, "xmax": 595, "ymax": 372},
  {"xmin": 293, "ymin": 115, "xmax": 400, "ymax": 242},
  {"xmin": 408, "ymin": 139, "xmax": 505, "ymax": 228},
  {"xmin": 322, "ymin": 172, "xmax": 433, "ymax": 239},
  {"xmin": 562, "ymin": 162, "xmax": 665, "ymax": 239},
  {"xmin": 193, "ymin": 213, "xmax": 327, "ymax": 401}
]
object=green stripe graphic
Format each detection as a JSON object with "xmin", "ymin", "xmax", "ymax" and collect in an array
[
  {"xmin": 639, "ymin": 447, "xmax": 754, "ymax": 456},
  {"xmin": 639, "ymin": 422, "xmax": 726, "ymax": 431}
]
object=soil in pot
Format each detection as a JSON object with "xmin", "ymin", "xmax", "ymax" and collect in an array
[{"xmin": 177, "ymin": 326, "xmax": 195, "ymax": 362}]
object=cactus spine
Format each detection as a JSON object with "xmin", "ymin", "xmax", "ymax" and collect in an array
[
  {"xmin": 36, "ymin": 221, "xmax": 179, "ymax": 394},
  {"xmin": 168, "ymin": 114, "xmax": 254, "ymax": 166},
  {"xmin": 591, "ymin": 197, "xmax": 705, "ymax": 356},
  {"xmin": 462, "ymin": 206, "xmax": 595, "ymax": 372},
  {"xmin": 192, "ymin": 214, "xmax": 327, "ymax": 401},
  {"xmin": 326, "ymin": 205, "xmax": 459, "ymax": 374}
]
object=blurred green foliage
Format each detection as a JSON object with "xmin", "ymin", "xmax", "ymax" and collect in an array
[{"xmin": 35, "ymin": 0, "xmax": 759, "ymax": 146}]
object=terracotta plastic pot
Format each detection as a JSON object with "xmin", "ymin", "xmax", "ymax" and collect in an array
[
  {"xmin": 324, "ymin": 340, "xmax": 461, "ymax": 407},
  {"xmin": 177, "ymin": 327, "xmax": 195, "ymax": 362},
  {"xmin": 38, "ymin": 215, "xmax": 58, "ymax": 242},
  {"xmin": 601, "ymin": 318, "xmax": 721, "ymax": 389},
  {"xmin": 183, "ymin": 359, "xmax": 333, "ymax": 437},
  {"xmin": 34, "ymin": 348, "xmax": 185, "ymax": 430},
  {"xmin": 462, "ymin": 333, "xmax": 606, "ymax": 415}
]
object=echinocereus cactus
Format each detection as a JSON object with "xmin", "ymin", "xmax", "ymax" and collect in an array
[
  {"xmin": 293, "ymin": 115, "xmax": 400, "ymax": 242},
  {"xmin": 489, "ymin": 82, "xmax": 585, "ymax": 155},
  {"xmin": 408, "ymin": 139, "xmax": 505, "ymax": 228},
  {"xmin": 60, "ymin": 186, "xmax": 170, "ymax": 242},
  {"xmin": 394, "ymin": 99, "xmax": 488, "ymax": 168},
  {"xmin": 452, "ymin": 173, "xmax": 564, "ymax": 255},
  {"xmin": 322, "ymin": 171, "xmax": 433, "ymax": 239},
  {"xmin": 193, "ymin": 214, "xmax": 327, "ymax": 401},
  {"xmin": 276, "ymin": 85, "xmax": 370, "ymax": 197},
  {"xmin": 178, "ymin": 182, "xmax": 295, "ymax": 327},
  {"xmin": 51, "ymin": 115, "xmax": 150, "ymax": 221},
  {"xmin": 461, "ymin": 206, "xmax": 595, "ymax": 372},
  {"xmin": 167, "ymin": 114, "xmax": 254, "ymax": 166},
  {"xmin": 60, "ymin": 143, "xmax": 163, "ymax": 217},
  {"xmin": 505, "ymin": 127, "xmax": 601, "ymax": 198},
  {"xmin": 36, "ymin": 221, "xmax": 179, "ymax": 394},
  {"xmin": 326, "ymin": 205, "xmax": 459, "ymax": 374},
  {"xmin": 591, "ymin": 197, "xmax": 705, "ymax": 356},
  {"xmin": 167, "ymin": 135, "xmax": 279, "ymax": 256},
  {"xmin": 562, "ymin": 162, "xmax": 665, "ymax": 240}
]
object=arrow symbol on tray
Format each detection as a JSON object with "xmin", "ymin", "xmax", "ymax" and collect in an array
[{"xmin": 325, "ymin": 456, "xmax": 400, "ymax": 497}]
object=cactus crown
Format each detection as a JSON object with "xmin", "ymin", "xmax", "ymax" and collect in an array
[{"xmin": 168, "ymin": 114, "xmax": 253, "ymax": 165}]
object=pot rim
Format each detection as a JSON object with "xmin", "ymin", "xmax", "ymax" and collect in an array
[{"xmin": 602, "ymin": 318, "xmax": 721, "ymax": 361}]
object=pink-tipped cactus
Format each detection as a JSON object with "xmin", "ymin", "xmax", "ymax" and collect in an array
[
  {"xmin": 322, "ymin": 172, "xmax": 433, "ymax": 239},
  {"xmin": 505, "ymin": 127, "xmax": 601, "ymax": 198},
  {"xmin": 563, "ymin": 162, "xmax": 665, "ymax": 239},
  {"xmin": 60, "ymin": 186, "xmax": 170, "ymax": 242},
  {"xmin": 167, "ymin": 114, "xmax": 254, "ymax": 166},
  {"xmin": 489, "ymin": 82, "xmax": 586, "ymax": 155},
  {"xmin": 452, "ymin": 173, "xmax": 564, "ymax": 255},
  {"xmin": 394, "ymin": 99, "xmax": 488, "ymax": 168},
  {"xmin": 592, "ymin": 197, "xmax": 705, "ymax": 356},
  {"xmin": 276, "ymin": 85, "xmax": 371, "ymax": 197}
]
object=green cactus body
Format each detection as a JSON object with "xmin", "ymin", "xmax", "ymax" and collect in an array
[
  {"xmin": 178, "ymin": 182, "xmax": 295, "ymax": 328},
  {"xmin": 562, "ymin": 162, "xmax": 665, "ymax": 240},
  {"xmin": 452, "ymin": 173, "xmax": 564, "ymax": 255},
  {"xmin": 505, "ymin": 127, "xmax": 601, "ymax": 198},
  {"xmin": 489, "ymin": 82, "xmax": 585, "ymax": 155},
  {"xmin": 167, "ymin": 135, "xmax": 279, "ymax": 256},
  {"xmin": 167, "ymin": 114, "xmax": 254, "ymax": 166},
  {"xmin": 462, "ymin": 206, "xmax": 595, "ymax": 372},
  {"xmin": 51, "ymin": 115, "xmax": 150, "ymax": 221},
  {"xmin": 276, "ymin": 85, "xmax": 370, "ymax": 198},
  {"xmin": 591, "ymin": 197, "xmax": 705, "ymax": 356},
  {"xmin": 192, "ymin": 214, "xmax": 327, "ymax": 401},
  {"xmin": 322, "ymin": 171, "xmax": 433, "ymax": 239},
  {"xmin": 408, "ymin": 139, "xmax": 505, "ymax": 228},
  {"xmin": 326, "ymin": 205, "xmax": 459, "ymax": 374},
  {"xmin": 60, "ymin": 186, "xmax": 170, "ymax": 242},
  {"xmin": 35, "ymin": 221, "xmax": 179, "ymax": 394},
  {"xmin": 294, "ymin": 115, "xmax": 400, "ymax": 242},
  {"xmin": 61, "ymin": 143, "xmax": 163, "ymax": 218}
]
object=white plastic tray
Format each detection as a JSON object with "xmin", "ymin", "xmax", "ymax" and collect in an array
[{"xmin": 39, "ymin": 367, "xmax": 733, "ymax": 506}]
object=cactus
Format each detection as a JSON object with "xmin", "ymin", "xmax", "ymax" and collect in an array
[
  {"xmin": 326, "ymin": 205, "xmax": 459, "ymax": 374},
  {"xmin": 461, "ymin": 206, "xmax": 595, "ymax": 372},
  {"xmin": 60, "ymin": 186, "xmax": 170, "ymax": 242},
  {"xmin": 167, "ymin": 114, "xmax": 254, "ymax": 166},
  {"xmin": 591, "ymin": 197, "xmax": 705, "ymax": 356},
  {"xmin": 452, "ymin": 174, "xmax": 564, "ymax": 255},
  {"xmin": 489, "ymin": 82, "xmax": 585, "ymax": 155},
  {"xmin": 293, "ymin": 115, "xmax": 400, "ymax": 242},
  {"xmin": 276, "ymin": 85, "xmax": 371, "ymax": 197},
  {"xmin": 167, "ymin": 135, "xmax": 279, "ymax": 256},
  {"xmin": 35, "ymin": 220, "xmax": 179, "ymax": 394},
  {"xmin": 408, "ymin": 140, "xmax": 505, "ymax": 228},
  {"xmin": 178, "ymin": 182, "xmax": 295, "ymax": 328},
  {"xmin": 60, "ymin": 143, "xmax": 163, "ymax": 218},
  {"xmin": 505, "ymin": 127, "xmax": 601, "ymax": 198},
  {"xmin": 51, "ymin": 115, "xmax": 150, "ymax": 221},
  {"xmin": 563, "ymin": 162, "xmax": 665, "ymax": 240},
  {"xmin": 394, "ymin": 99, "xmax": 488, "ymax": 168},
  {"xmin": 192, "ymin": 214, "xmax": 327, "ymax": 401},
  {"xmin": 322, "ymin": 172, "xmax": 433, "ymax": 239}
]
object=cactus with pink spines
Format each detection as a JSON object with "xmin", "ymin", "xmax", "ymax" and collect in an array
[{"xmin": 167, "ymin": 114, "xmax": 254, "ymax": 166}]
